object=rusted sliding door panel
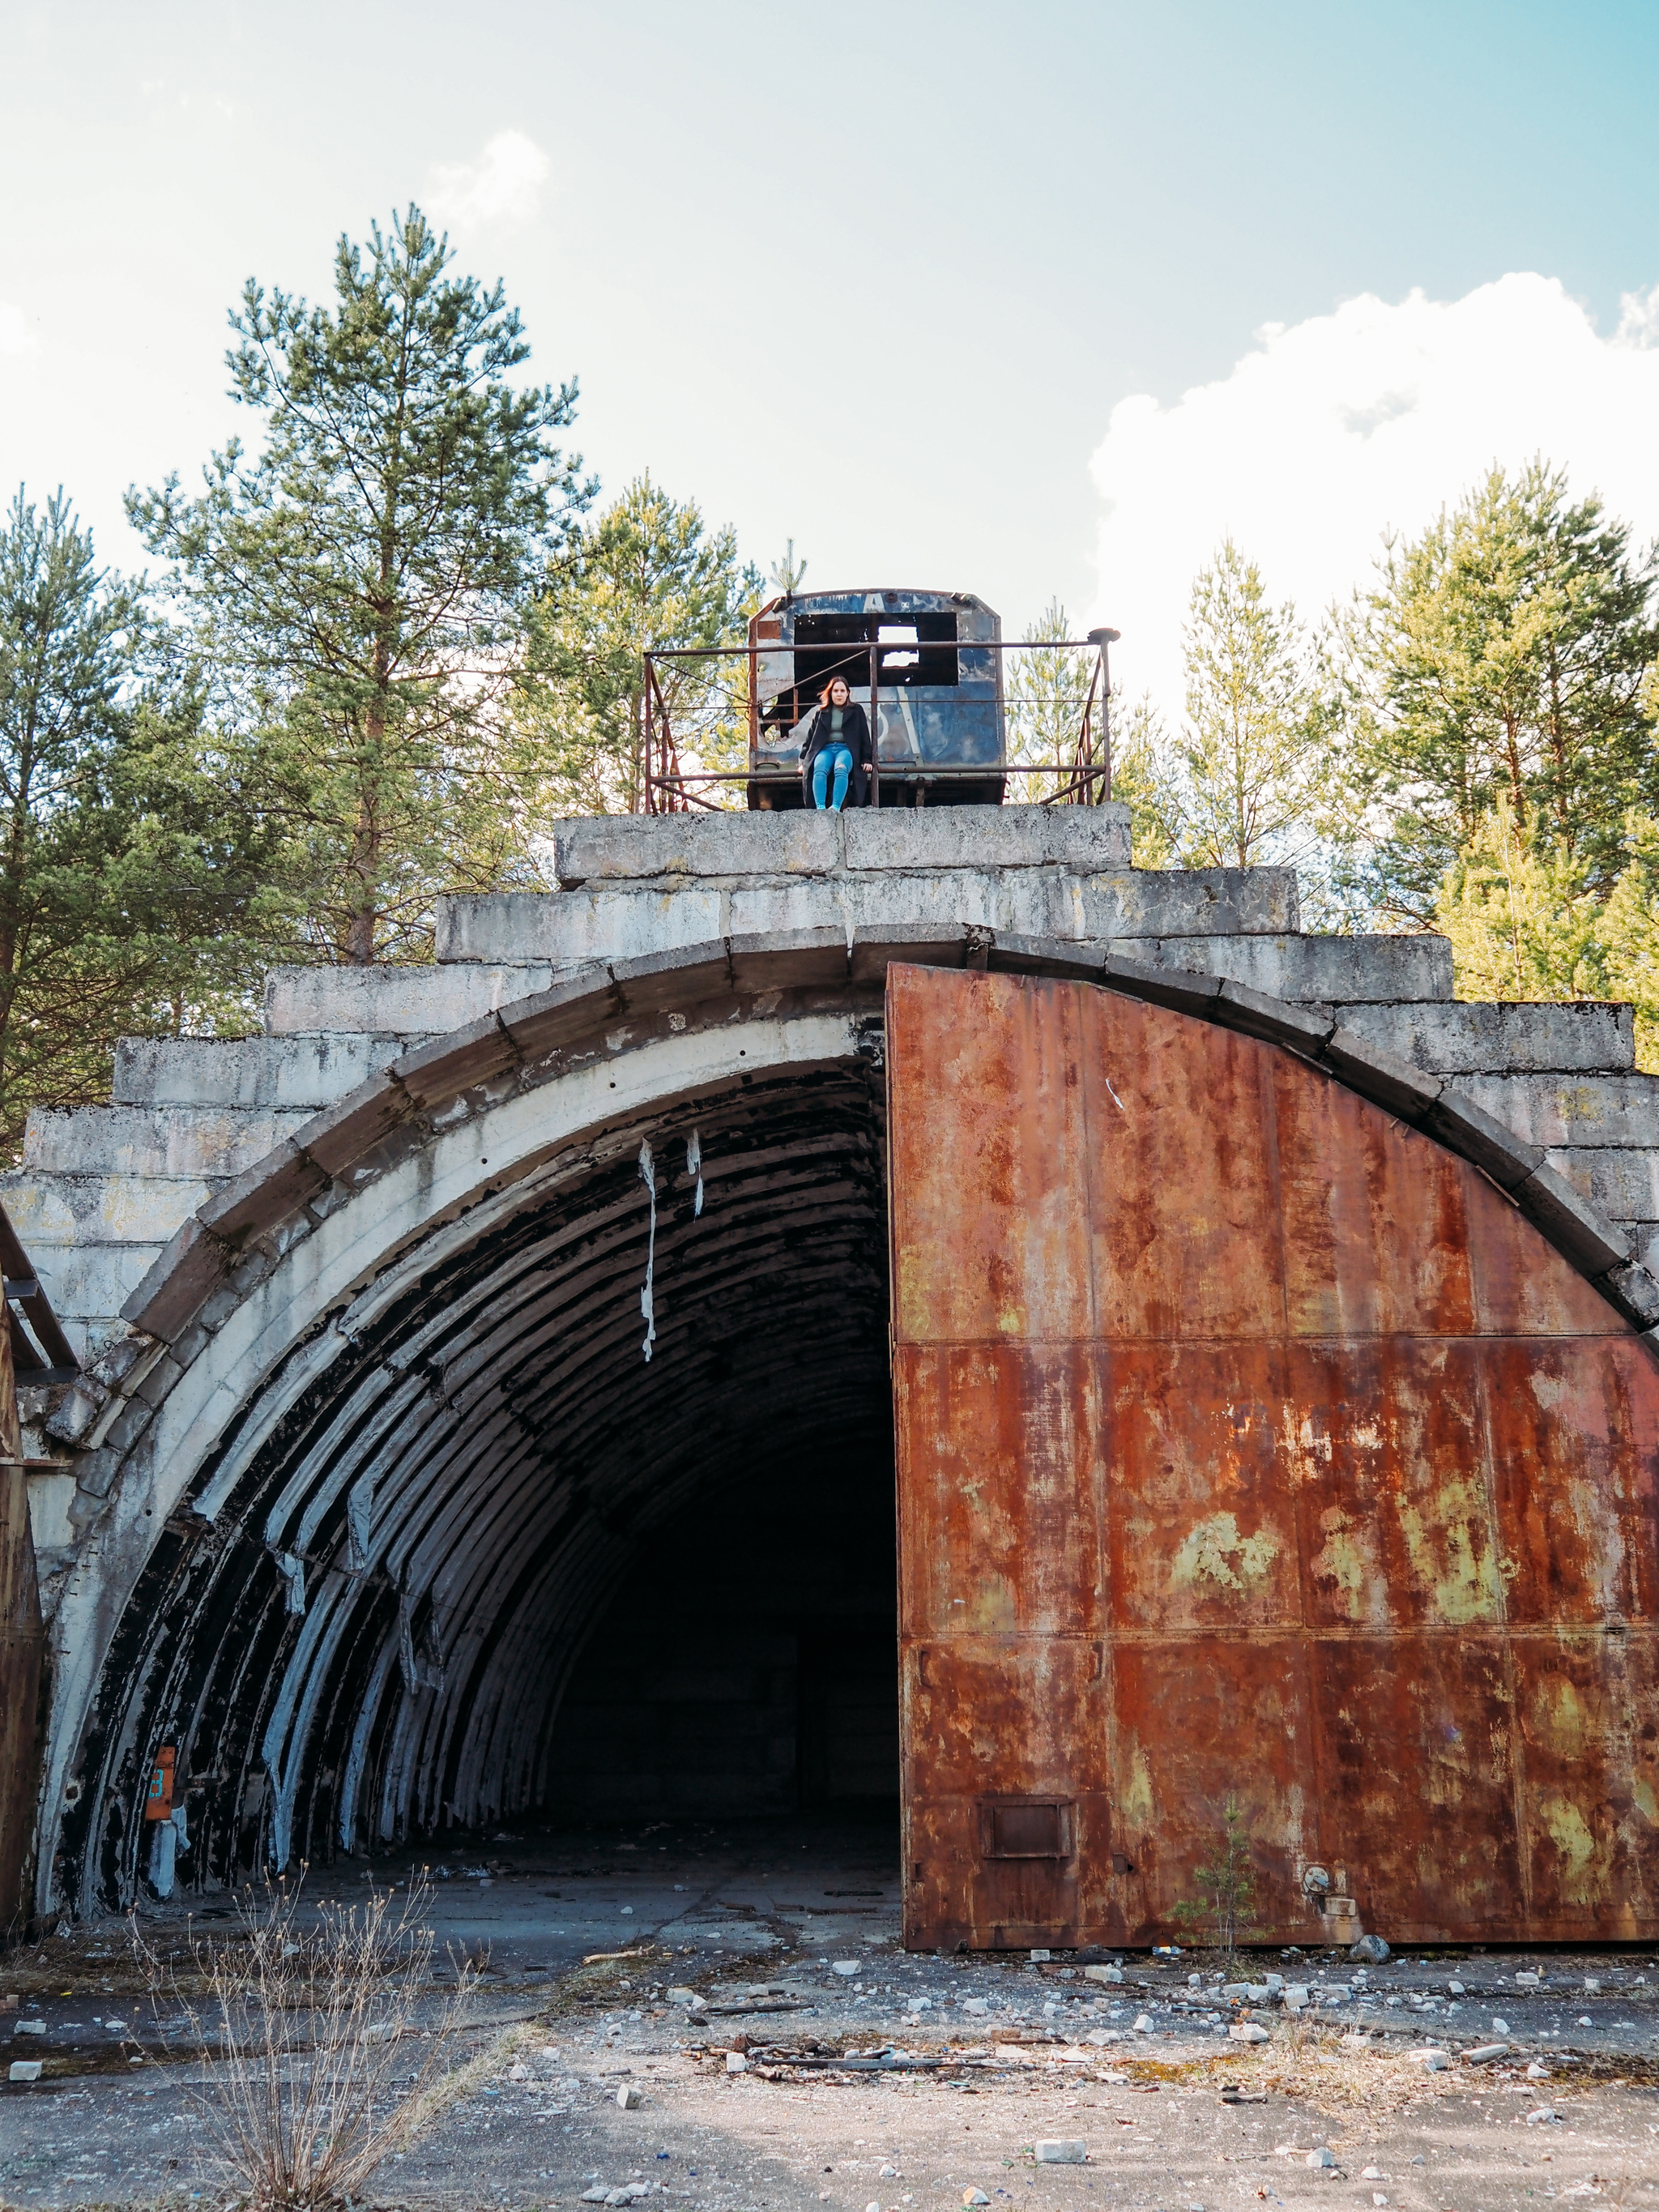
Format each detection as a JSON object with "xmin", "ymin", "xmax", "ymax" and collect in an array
[
  {"xmin": 894, "ymin": 1345, "xmax": 1105, "ymax": 1639},
  {"xmin": 1106, "ymin": 1633, "xmax": 1316, "ymax": 1937},
  {"xmin": 889, "ymin": 969, "xmax": 1094, "ymax": 1350},
  {"xmin": 888, "ymin": 963, "xmax": 1659, "ymax": 1948},
  {"xmin": 901, "ymin": 1637, "xmax": 1106, "ymax": 1949},
  {"xmin": 1305, "ymin": 1632, "xmax": 1527, "ymax": 1937}
]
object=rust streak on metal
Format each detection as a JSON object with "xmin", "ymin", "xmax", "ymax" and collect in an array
[{"xmin": 886, "ymin": 964, "xmax": 1659, "ymax": 1949}]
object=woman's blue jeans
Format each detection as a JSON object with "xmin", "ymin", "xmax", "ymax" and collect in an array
[{"xmin": 812, "ymin": 744, "xmax": 855, "ymax": 809}]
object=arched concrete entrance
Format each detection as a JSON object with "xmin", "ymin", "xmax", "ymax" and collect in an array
[
  {"xmin": 27, "ymin": 913, "xmax": 1659, "ymax": 1926},
  {"xmin": 46, "ymin": 934, "xmax": 901, "ymax": 1911}
]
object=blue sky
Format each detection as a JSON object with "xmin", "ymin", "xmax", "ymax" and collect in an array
[{"xmin": 3, "ymin": 0, "xmax": 1657, "ymax": 702}]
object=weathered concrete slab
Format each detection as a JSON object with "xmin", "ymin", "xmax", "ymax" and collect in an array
[
  {"xmin": 1461, "ymin": 1073, "xmax": 1659, "ymax": 1150},
  {"xmin": 23, "ymin": 1105, "xmax": 310, "ymax": 1179},
  {"xmin": 0, "ymin": 1172, "xmax": 213, "ymax": 1246},
  {"xmin": 438, "ymin": 889, "xmax": 723, "ymax": 968},
  {"xmin": 438, "ymin": 867, "xmax": 1298, "ymax": 968},
  {"xmin": 114, "ymin": 1034, "xmax": 392, "ymax": 1110},
  {"xmin": 1123, "ymin": 933, "xmax": 1453, "ymax": 1004},
  {"xmin": 18, "ymin": 1239, "xmax": 165, "ymax": 1321},
  {"xmin": 1079, "ymin": 869, "xmax": 1300, "ymax": 937},
  {"xmin": 263, "ymin": 963, "xmax": 551, "ymax": 1036},
  {"xmin": 1545, "ymin": 1146, "xmax": 1659, "ymax": 1223},
  {"xmin": 1336, "ymin": 999, "xmax": 1635, "ymax": 1074},
  {"xmin": 552, "ymin": 809, "xmax": 838, "ymax": 884},
  {"xmin": 841, "ymin": 804, "xmax": 1132, "ymax": 874},
  {"xmin": 547, "ymin": 803, "xmax": 1134, "ymax": 886}
]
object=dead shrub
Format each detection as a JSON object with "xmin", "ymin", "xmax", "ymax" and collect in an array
[{"xmin": 133, "ymin": 1874, "xmax": 475, "ymax": 2209}]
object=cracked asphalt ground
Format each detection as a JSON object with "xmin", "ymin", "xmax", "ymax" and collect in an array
[{"xmin": 4, "ymin": 1817, "xmax": 1658, "ymax": 2210}]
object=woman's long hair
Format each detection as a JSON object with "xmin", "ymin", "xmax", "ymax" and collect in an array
[{"xmin": 818, "ymin": 675, "xmax": 855, "ymax": 709}]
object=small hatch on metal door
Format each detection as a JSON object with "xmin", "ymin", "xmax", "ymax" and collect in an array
[{"xmin": 980, "ymin": 1798, "xmax": 1074, "ymax": 1860}]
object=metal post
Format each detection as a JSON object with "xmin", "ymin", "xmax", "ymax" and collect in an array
[
  {"xmin": 643, "ymin": 652, "xmax": 654, "ymax": 814},
  {"xmin": 1086, "ymin": 628, "xmax": 1120, "ymax": 805},
  {"xmin": 868, "ymin": 636, "xmax": 881, "ymax": 810}
]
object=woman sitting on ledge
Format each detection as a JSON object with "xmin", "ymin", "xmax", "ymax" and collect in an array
[{"xmin": 798, "ymin": 675, "xmax": 873, "ymax": 809}]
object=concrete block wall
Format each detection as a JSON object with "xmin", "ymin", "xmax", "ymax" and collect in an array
[{"xmin": 8, "ymin": 805, "xmax": 1659, "ymax": 1356}]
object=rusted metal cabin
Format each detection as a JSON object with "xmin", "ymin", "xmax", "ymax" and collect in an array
[{"xmin": 746, "ymin": 587, "xmax": 1007, "ymax": 809}]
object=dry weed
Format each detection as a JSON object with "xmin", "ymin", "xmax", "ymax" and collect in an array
[{"xmin": 131, "ymin": 1873, "xmax": 476, "ymax": 2210}]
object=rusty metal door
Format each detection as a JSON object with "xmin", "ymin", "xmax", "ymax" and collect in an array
[{"xmin": 888, "ymin": 965, "xmax": 1659, "ymax": 1949}]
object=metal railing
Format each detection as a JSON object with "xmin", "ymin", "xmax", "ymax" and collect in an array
[{"xmin": 640, "ymin": 629, "xmax": 1120, "ymax": 814}]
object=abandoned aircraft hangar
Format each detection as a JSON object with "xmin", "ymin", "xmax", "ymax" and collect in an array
[{"xmin": 4, "ymin": 805, "xmax": 1659, "ymax": 1949}]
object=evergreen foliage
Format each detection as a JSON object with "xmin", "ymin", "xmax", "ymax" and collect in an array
[
  {"xmin": 129, "ymin": 207, "xmax": 593, "ymax": 963},
  {"xmin": 517, "ymin": 475, "xmax": 759, "ymax": 816},
  {"xmin": 0, "ymin": 489, "xmax": 275, "ymax": 1152},
  {"xmin": 1335, "ymin": 460, "xmax": 1659, "ymax": 927}
]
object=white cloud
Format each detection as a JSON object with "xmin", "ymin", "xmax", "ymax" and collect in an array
[
  {"xmin": 1090, "ymin": 273, "xmax": 1659, "ymax": 711},
  {"xmin": 428, "ymin": 130, "xmax": 549, "ymax": 228},
  {"xmin": 0, "ymin": 301, "xmax": 37, "ymax": 356}
]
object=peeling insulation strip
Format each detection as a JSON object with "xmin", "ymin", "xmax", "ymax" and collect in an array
[
  {"xmin": 276, "ymin": 1552, "xmax": 306, "ymax": 1616},
  {"xmin": 346, "ymin": 1479, "xmax": 373, "ymax": 1573},
  {"xmin": 687, "ymin": 1129, "xmax": 704, "ymax": 1218},
  {"xmin": 638, "ymin": 1138, "xmax": 657, "ymax": 1361}
]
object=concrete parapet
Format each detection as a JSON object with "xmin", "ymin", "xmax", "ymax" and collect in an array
[
  {"xmin": 23, "ymin": 1104, "xmax": 312, "ymax": 1179},
  {"xmin": 841, "ymin": 805, "xmax": 1132, "ymax": 874},
  {"xmin": 262, "ymin": 963, "xmax": 551, "ymax": 1036},
  {"xmin": 437, "ymin": 866, "xmax": 1302, "ymax": 970},
  {"xmin": 0, "ymin": 1171, "xmax": 212, "ymax": 1248},
  {"xmin": 1335, "ymin": 999, "xmax": 1635, "ymax": 1074},
  {"xmin": 1461, "ymin": 1074, "xmax": 1659, "ymax": 1150},
  {"xmin": 1546, "ymin": 1146, "xmax": 1659, "ymax": 1223},
  {"xmin": 12, "ymin": 1238, "xmax": 164, "ymax": 1323},
  {"xmin": 114, "ymin": 1034, "xmax": 393, "ymax": 1110},
  {"xmin": 439, "ymin": 888, "xmax": 723, "ymax": 969},
  {"xmin": 552, "ymin": 809, "xmax": 838, "ymax": 884},
  {"xmin": 547, "ymin": 802, "xmax": 1133, "ymax": 886},
  {"xmin": 1124, "ymin": 932, "xmax": 1453, "ymax": 1005}
]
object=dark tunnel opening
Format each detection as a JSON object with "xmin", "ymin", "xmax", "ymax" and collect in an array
[
  {"xmin": 543, "ymin": 1444, "xmax": 902, "ymax": 1821},
  {"xmin": 70, "ymin": 1053, "xmax": 904, "ymax": 1911}
]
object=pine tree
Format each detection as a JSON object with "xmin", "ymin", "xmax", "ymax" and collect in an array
[
  {"xmin": 0, "ymin": 489, "xmax": 278, "ymax": 1152},
  {"xmin": 1337, "ymin": 461, "xmax": 1659, "ymax": 926},
  {"xmin": 518, "ymin": 476, "xmax": 759, "ymax": 815},
  {"xmin": 1434, "ymin": 796, "xmax": 1606, "ymax": 1005},
  {"xmin": 130, "ymin": 207, "xmax": 592, "ymax": 963}
]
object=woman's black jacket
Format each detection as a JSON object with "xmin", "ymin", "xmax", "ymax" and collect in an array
[{"xmin": 797, "ymin": 700, "xmax": 874, "ymax": 808}]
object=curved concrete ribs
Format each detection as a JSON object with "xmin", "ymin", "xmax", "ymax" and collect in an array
[{"xmin": 33, "ymin": 923, "xmax": 1659, "ymax": 1915}]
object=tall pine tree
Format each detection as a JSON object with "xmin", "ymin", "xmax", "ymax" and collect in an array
[{"xmin": 130, "ymin": 207, "xmax": 593, "ymax": 963}]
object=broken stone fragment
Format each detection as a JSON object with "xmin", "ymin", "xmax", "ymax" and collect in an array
[
  {"xmin": 1034, "ymin": 2141, "xmax": 1087, "ymax": 2164},
  {"xmin": 615, "ymin": 2082, "xmax": 644, "ymax": 2109}
]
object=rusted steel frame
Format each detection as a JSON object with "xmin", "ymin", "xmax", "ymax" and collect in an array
[
  {"xmin": 650, "ymin": 762, "xmax": 1110, "ymax": 784},
  {"xmin": 1098, "ymin": 631, "xmax": 1114, "ymax": 803},
  {"xmin": 646, "ymin": 638, "xmax": 1109, "ymax": 660},
  {"xmin": 868, "ymin": 636, "xmax": 881, "ymax": 809},
  {"xmin": 641, "ymin": 656, "xmax": 688, "ymax": 816}
]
